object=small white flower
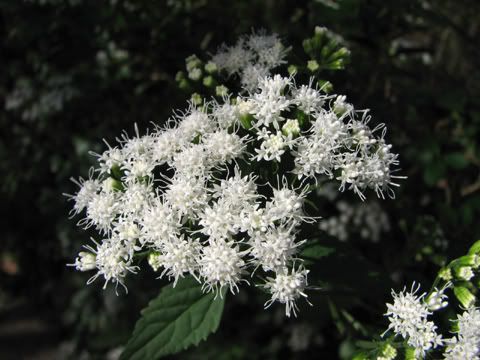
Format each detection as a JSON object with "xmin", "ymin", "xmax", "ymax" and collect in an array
[
  {"xmin": 211, "ymin": 41, "xmax": 253, "ymax": 76},
  {"xmin": 250, "ymin": 226, "xmax": 304, "ymax": 272},
  {"xmin": 202, "ymin": 130, "xmax": 246, "ymax": 166},
  {"xmin": 164, "ymin": 176, "xmax": 208, "ymax": 219},
  {"xmin": 294, "ymin": 84, "xmax": 325, "ymax": 114},
  {"xmin": 140, "ymin": 198, "xmax": 181, "ymax": 247},
  {"xmin": 177, "ymin": 108, "xmax": 216, "ymax": 140},
  {"xmin": 264, "ymin": 266, "xmax": 310, "ymax": 317},
  {"xmin": 171, "ymin": 144, "xmax": 210, "ymax": 178},
  {"xmin": 426, "ymin": 283, "xmax": 450, "ymax": 311},
  {"xmin": 199, "ymin": 202, "xmax": 238, "ymax": 239},
  {"xmin": 254, "ymin": 129, "xmax": 295, "ymax": 162},
  {"xmin": 121, "ymin": 182, "xmax": 153, "ymax": 216},
  {"xmin": 156, "ymin": 236, "xmax": 202, "ymax": 286},
  {"xmin": 68, "ymin": 176, "xmax": 101, "ymax": 215},
  {"xmin": 87, "ymin": 238, "xmax": 138, "ymax": 290},
  {"xmin": 82, "ymin": 191, "xmax": 119, "ymax": 233},
  {"xmin": 70, "ymin": 251, "xmax": 97, "ymax": 271},
  {"xmin": 241, "ymin": 64, "xmax": 270, "ymax": 93},
  {"xmin": 198, "ymin": 238, "xmax": 248, "ymax": 295}
]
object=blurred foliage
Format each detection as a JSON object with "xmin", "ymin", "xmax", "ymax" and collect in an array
[{"xmin": 1, "ymin": 0, "xmax": 479, "ymax": 358}]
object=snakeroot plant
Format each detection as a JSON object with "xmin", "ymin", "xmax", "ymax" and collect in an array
[{"xmin": 66, "ymin": 28, "xmax": 404, "ymax": 358}]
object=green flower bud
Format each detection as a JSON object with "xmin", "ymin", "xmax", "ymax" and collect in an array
[
  {"xmin": 317, "ymin": 79, "xmax": 333, "ymax": 93},
  {"xmin": 404, "ymin": 346, "xmax": 416, "ymax": 360},
  {"xmin": 178, "ymin": 79, "xmax": 190, "ymax": 91},
  {"xmin": 175, "ymin": 71, "xmax": 185, "ymax": 82},
  {"xmin": 102, "ymin": 177, "xmax": 124, "ymax": 192},
  {"xmin": 453, "ymin": 285, "xmax": 476, "ymax": 308},
  {"xmin": 455, "ymin": 266, "xmax": 474, "ymax": 281},
  {"xmin": 215, "ymin": 85, "xmax": 228, "ymax": 97},
  {"xmin": 307, "ymin": 59, "xmax": 320, "ymax": 72},
  {"xmin": 204, "ymin": 61, "xmax": 218, "ymax": 74},
  {"xmin": 439, "ymin": 267, "xmax": 453, "ymax": 281},
  {"xmin": 186, "ymin": 54, "xmax": 202, "ymax": 72},
  {"xmin": 288, "ymin": 65, "xmax": 298, "ymax": 75},
  {"xmin": 379, "ymin": 343, "xmax": 397, "ymax": 360},
  {"xmin": 202, "ymin": 75, "xmax": 215, "ymax": 87},
  {"xmin": 188, "ymin": 68, "xmax": 202, "ymax": 81},
  {"xmin": 240, "ymin": 113, "xmax": 254, "ymax": 130},
  {"xmin": 76, "ymin": 252, "xmax": 96, "ymax": 271},
  {"xmin": 282, "ymin": 119, "xmax": 300, "ymax": 137},
  {"xmin": 315, "ymin": 26, "xmax": 328, "ymax": 35},
  {"xmin": 148, "ymin": 252, "xmax": 162, "ymax": 272},
  {"xmin": 191, "ymin": 93, "xmax": 203, "ymax": 106}
]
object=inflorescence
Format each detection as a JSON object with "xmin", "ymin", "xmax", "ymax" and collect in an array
[{"xmin": 66, "ymin": 33, "xmax": 401, "ymax": 317}]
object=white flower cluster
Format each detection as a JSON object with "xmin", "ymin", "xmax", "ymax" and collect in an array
[
  {"xmin": 211, "ymin": 31, "xmax": 289, "ymax": 92},
  {"xmin": 383, "ymin": 284, "xmax": 444, "ymax": 358},
  {"xmin": 6, "ymin": 74, "xmax": 78, "ymax": 121},
  {"xmin": 444, "ymin": 307, "xmax": 480, "ymax": 359},
  {"xmin": 319, "ymin": 200, "xmax": 390, "ymax": 242},
  {"xmin": 67, "ymin": 72, "xmax": 399, "ymax": 316}
]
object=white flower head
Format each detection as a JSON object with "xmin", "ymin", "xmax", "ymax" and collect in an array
[
  {"xmin": 199, "ymin": 238, "xmax": 249, "ymax": 295},
  {"xmin": 67, "ymin": 174, "xmax": 101, "ymax": 215},
  {"xmin": 263, "ymin": 266, "xmax": 310, "ymax": 317},
  {"xmin": 87, "ymin": 237, "xmax": 138, "ymax": 291},
  {"xmin": 81, "ymin": 191, "xmax": 119, "ymax": 234},
  {"xmin": 156, "ymin": 235, "xmax": 202, "ymax": 286}
]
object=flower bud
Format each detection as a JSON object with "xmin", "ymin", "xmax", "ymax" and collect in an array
[
  {"xmin": 288, "ymin": 65, "xmax": 298, "ymax": 75},
  {"xmin": 215, "ymin": 85, "xmax": 228, "ymax": 97},
  {"xmin": 202, "ymin": 75, "xmax": 215, "ymax": 87},
  {"xmin": 453, "ymin": 286, "xmax": 476, "ymax": 308},
  {"xmin": 307, "ymin": 60, "xmax": 320, "ymax": 72},
  {"xmin": 185, "ymin": 54, "xmax": 202, "ymax": 72},
  {"xmin": 455, "ymin": 266, "xmax": 474, "ymax": 281},
  {"xmin": 75, "ymin": 252, "xmax": 96, "ymax": 271},
  {"xmin": 282, "ymin": 119, "xmax": 300, "ymax": 138},
  {"xmin": 204, "ymin": 61, "xmax": 217, "ymax": 74},
  {"xmin": 190, "ymin": 93, "xmax": 203, "ymax": 106},
  {"xmin": 188, "ymin": 68, "xmax": 202, "ymax": 81},
  {"xmin": 378, "ymin": 343, "xmax": 397, "ymax": 360},
  {"xmin": 438, "ymin": 267, "xmax": 453, "ymax": 281},
  {"xmin": 148, "ymin": 252, "xmax": 162, "ymax": 272}
]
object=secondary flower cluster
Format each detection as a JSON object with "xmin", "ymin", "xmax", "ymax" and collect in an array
[
  {"xmin": 67, "ymin": 72, "xmax": 399, "ymax": 316},
  {"xmin": 211, "ymin": 31, "xmax": 289, "ymax": 92},
  {"xmin": 384, "ymin": 284, "xmax": 444, "ymax": 358},
  {"xmin": 384, "ymin": 283, "xmax": 480, "ymax": 359}
]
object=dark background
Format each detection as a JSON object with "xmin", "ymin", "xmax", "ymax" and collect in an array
[{"xmin": 1, "ymin": 0, "xmax": 479, "ymax": 358}]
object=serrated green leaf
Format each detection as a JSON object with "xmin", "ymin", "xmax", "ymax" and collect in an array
[{"xmin": 121, "ymin": 277, "xmax": 226, "ymax": 360}]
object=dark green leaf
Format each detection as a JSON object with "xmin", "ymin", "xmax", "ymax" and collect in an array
[{"xmin": 121, "ymin": 277, "xmax": 226, "ymax": 360}]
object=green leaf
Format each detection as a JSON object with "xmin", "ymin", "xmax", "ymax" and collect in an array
[
  {"xmin": 121, "ymin": 277, "xmax": 226, "ymax": 360},
  {"xmin": 445, "ymin": 152, "xmax": 469, "ymax": 169},
  {"xmin": 300, "ymin": 240, "xmax": 335, "ymax": 265}
]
